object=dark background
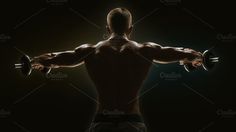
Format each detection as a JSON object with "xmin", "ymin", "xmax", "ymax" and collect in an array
[{"xmin": 0, "ymin": 0, "xmax": 235, "ymax": 132}]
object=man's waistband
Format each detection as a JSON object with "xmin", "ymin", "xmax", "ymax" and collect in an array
[{"xmin": 93, "ymin": 113, "xmax": 144, "ymax": 123}]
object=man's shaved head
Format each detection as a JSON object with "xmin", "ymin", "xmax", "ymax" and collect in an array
[{"xmin": 107, "ymin": 8, "xmax": 132, "ymax": 35}]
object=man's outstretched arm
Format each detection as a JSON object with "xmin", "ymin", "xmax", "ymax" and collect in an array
[
  {"xmin": 31, "ymin": 44, "xmax": 95, "ymax": 70},
  {"xmin": 143, "ymin": 42, "xmax": 202, "ymax": 66}
]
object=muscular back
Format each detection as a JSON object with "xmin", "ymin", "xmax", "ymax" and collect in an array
[
  {"xmin": 84, "ymin": 38, "xmax": 153, "ymax": 114},
  {"xmin": 34, "ymin": 35, "xmax": 198, "ymax": 114}
]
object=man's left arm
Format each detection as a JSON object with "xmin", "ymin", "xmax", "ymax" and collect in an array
[{"xmin": 31, "ymin": 44, "xmax": 95, "ymax": 70}]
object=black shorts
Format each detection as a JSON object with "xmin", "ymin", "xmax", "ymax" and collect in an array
[{"xmin": 87, "ymin": 114, "xmax": 147, "ymax": 132}]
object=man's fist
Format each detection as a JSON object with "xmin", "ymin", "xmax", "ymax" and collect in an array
[{"xmin": 180, "ymin": 48, "xmax": 203, "ymax": 68}]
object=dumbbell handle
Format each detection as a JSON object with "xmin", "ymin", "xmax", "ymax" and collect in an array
[
  {"xmin": 14, "ymin": 63, "xmax": 23, "ymax": 69},
  {"xmin": 15, "ymin": 61, "xmax": 51, "ymax": 76},
  {"xmin": 209, "ymin": 57, "xmax": 219, "ymax": 62}
]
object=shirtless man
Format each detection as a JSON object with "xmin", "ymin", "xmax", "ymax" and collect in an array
[{"xmin": 31, "ymin": 8, "xmax": 203, "ymax": 132}]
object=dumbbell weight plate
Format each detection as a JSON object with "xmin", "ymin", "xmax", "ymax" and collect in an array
[
  {"xmin": 20, "ymin": 55, "xmax": 32, "ymax": 76},
  {"xmin": 184, "ymin": 63, "xmax": 196, "ymax": 72},
  {"xmin": 202, "ymin": 50, "xmax": 216, "ymax": 71},
  {"xmin": 41, "ymin": 67, "xmax": 51, "ymax": 74}
]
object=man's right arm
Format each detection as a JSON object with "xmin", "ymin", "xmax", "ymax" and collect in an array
[{"xmin": 141, "ymin": 42, "xmax": 202, "ymax": 65}]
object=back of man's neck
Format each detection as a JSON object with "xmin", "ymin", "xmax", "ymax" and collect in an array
[{"xmin": 109, "ymin": 33, "xmax": 129, "ymax": 40}]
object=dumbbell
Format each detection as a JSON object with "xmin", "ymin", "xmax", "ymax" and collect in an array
[
  {"xmin": 184, "ymin": 50, "xmax": 219, "ymax": 72},
  {"xmin": 14, "ymin": 54, "xmax": 51, "ymax": 76}
]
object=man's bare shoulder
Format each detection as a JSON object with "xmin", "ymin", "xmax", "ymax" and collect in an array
[
  {"xmin": 73, "ymin": 44, "xmax": 97, "ymax": 55},
  {"xmin": 74, "ymin": 41, "xmax": 106, "ymax": 52},
  {"xmin": 131, "ymin": 42, "xmax": 162, "ymax": 53},
  {"xmin": 95, "ymin": 40, "xmax": 110, "ymax": 47},
  {"xmin": 141, "ymin": 42, "xmax": 162, "ymax": 48}
]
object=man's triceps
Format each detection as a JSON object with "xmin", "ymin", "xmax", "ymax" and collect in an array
[
  {"xmin": 34, "ymin": 44, "xmax": 94, "ymax": 68},
  {"xmin": 46, "ymin": 51, "xmax": 82, "ymax": 68},
  {"xmin": 146, "ymin": 42, "xmax": 196, "ymax": 63}
]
